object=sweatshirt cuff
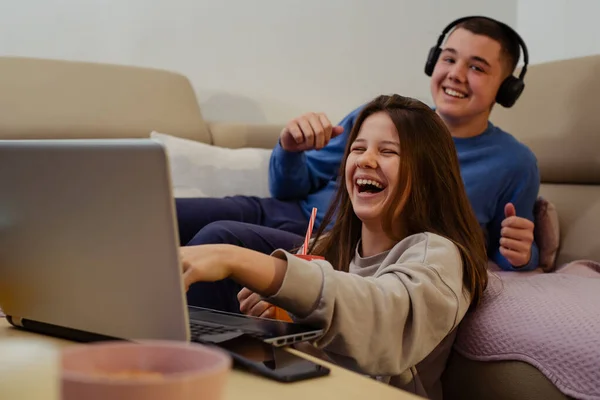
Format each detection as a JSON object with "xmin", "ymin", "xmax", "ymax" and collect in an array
[
  {"xmin": 266, "ymin": 249, "xmax": 324, "ymax": 317},
  {"xmin": 272, "ymin": 140, "xmax": 306, "ymax": 172},
  {"xmin": 496, "ymin": 242, "xmax": 540, "ymax": 272},
  {"xmin": 519, "ymin": 242, "xmax": 540, "ymax": 271}
]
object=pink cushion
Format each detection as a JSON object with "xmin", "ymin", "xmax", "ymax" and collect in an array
[{"xmin": 534, "ymin": 196, "xmax": 560, "ymax": 272}]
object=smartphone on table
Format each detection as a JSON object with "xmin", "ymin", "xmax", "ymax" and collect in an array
[{"xmin": 210, "ymin": 334, "xmax": 331, "ymax": 383}]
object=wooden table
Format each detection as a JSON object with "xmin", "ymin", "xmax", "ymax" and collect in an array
[{"xmin": 0, "ymin": 318, "xmax": 421, "ymax": 399}]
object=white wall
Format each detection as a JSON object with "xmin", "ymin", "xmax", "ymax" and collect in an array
[
  {"xmin": 517, "ymin": 0, "xmax": 600, "ymax": 64},
  {"xmin": 0, "ymin": 0, "xmax": 515, "ymax": 124}
]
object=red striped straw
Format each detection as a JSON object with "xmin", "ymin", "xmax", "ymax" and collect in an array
[{"xmin": 303, "ymin": 207, "xmax": 318, "ymax": 255}]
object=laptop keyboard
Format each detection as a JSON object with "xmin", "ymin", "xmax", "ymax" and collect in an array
[
  {"xmin": 189, "ymin": 320, "xmax": 266, "ymax": 342},
  {"xmin": 190, "ymin": 321, "xmax": 231, "ymax": 336}
]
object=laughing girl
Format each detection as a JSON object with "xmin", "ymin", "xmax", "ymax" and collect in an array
[{"xmin": 179, "ymin": 94, "xmax": 488, "ymax": 399}]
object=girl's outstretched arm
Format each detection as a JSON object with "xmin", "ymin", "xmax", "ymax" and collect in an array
[{"xmin": 180, "ymin": 244, "xmax": 287, "ymax": 296}]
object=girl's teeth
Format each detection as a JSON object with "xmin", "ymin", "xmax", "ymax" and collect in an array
[{"xmin": 357, "ymin": 179, "xmax": 383, "ymax": 189}]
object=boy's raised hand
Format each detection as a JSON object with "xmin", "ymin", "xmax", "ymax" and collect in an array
[
  {"xmin": 499, "ymin": 203, "xmax": 535, "ymax": 267},
  {"xmin": 280, "ymin": 112, "xmax": 344, "ymax": 152}
]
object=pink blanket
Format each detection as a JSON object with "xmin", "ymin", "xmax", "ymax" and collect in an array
[{"xmin": 454, "ymin": 260, "xmax": 600, "ymax": 400}]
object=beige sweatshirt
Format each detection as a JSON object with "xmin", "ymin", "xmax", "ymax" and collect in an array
[{"xmin": 268, "ymin": 232, "xmax": 471, "ymax": 400}]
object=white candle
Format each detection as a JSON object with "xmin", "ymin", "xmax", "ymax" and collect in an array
[{"xmin": 0, "ymin": 338, "xmax": 60, "ymax": 400}]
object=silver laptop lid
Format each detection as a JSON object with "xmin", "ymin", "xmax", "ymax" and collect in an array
[{"xmin": 0, "ymin": 139, "xmax": 190, "ymax": 341}]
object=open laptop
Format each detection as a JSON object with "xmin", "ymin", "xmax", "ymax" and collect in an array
[{"xmin": 0, "ymin": 138, "xmax": 323, "ymax": 347}]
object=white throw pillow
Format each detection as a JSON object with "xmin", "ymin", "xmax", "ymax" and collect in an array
[{"xmin": 150, "ymin": 131, "xmax": 273, "ymax": 198}]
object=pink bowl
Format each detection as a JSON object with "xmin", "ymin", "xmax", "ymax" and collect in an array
[{"xmin": 61, "ymin": 340, "xmax": 231, "ymax": 400}]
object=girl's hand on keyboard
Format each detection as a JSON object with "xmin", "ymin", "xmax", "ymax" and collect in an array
[
  {"xmin": 180, "ymin": 244, "xmax": 234, "ymax": 290},
  {"xmin": 238, "ymin": 287, "xmax": 276, "ymax": 319}
]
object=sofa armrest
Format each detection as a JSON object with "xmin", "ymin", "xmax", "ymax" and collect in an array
[{"xmin": 207, "ymin": 121, "xmax": 284, "ymax": 150}]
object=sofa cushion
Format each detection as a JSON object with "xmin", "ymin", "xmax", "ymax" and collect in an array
[
  {"xmin": 0, "ymin": 57, "xmax": 211, "ymax": 143},
  {"xmin": 207, "ymin": 122, "xmax": 283, "ymax": 150},
  {"xmin": 491, "ymin": 55, "xmax": 600, "ymax": 185},
  {"xmin": 151, "ymin": 131, "xmax": 272, "ymax": 198},
  {"xmin": 539, "ymin": 184, "xmax": 600, "ymax": 266}
]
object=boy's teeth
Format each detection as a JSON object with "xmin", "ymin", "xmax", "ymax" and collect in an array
[
  {"xmin": 356, "ymin": 179, "xmax": 383, "ymax": 189},
  {"xmin": 444, "ymin": 88, "xmax": 466, "ymax": 98}
]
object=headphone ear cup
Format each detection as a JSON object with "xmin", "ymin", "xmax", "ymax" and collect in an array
[
  {"xmin": 424, "ymin": 47, "xmax": 441, "ymax": 77},
  {"xmin": 496, "ymin": 76, "xmax": 525, "ymax": 108}
]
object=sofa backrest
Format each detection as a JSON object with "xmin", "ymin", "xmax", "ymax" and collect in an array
[
  {"xmin": 0, "ymin": 56, "xmax": 211, "ymax": 143},
  {"xmin": 491, "ymin": 54, "xmax": 600, "ymax": 266}
]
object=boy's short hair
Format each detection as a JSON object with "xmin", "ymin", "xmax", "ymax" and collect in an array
[{"xmin": 454, "ymin": 17, "xmax": 521, "ymax": 76}]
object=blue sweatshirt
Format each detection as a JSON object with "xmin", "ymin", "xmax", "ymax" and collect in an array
[{"xmin": 268, "ymin": 106, "xmax": 540, "ymax": 271}]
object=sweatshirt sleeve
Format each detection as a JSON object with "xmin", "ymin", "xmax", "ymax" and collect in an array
[
  {"xmin": 488, "ymin": 150, "xmax": 541, "ymax": 271},
  {"xmin": 266, "ymin": 234, "xmax": 470, "ymax": 377},
  {"xmin": 268, "ymin": 106, "xmax": 363, "ymax": 200}
]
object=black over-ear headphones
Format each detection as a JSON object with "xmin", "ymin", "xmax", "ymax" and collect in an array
[{"xmin": 424, "ymin": 16, "xmax": 529, "ymax": 108}]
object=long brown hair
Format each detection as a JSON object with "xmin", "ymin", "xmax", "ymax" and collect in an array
[{"xmin": 308, "ymin": 94, "xmax": 488, "ymax": 307}]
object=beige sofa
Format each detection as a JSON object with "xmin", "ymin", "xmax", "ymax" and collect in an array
[
  {"xmin": 0, "ymin": 56, "xmax": 282, "ymax": 148},
  {"xmin": 1, "ymin": 55, "xmax": 599, "ymax": 399}
]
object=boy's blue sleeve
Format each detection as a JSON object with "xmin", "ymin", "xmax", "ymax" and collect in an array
[
  {"xmin": 488, "ymin": 156, "xmax": 541, "ymax": 271},
  {"xmin": 268, "ymin": 105, "xmax": 364, "ymax": 200}
]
